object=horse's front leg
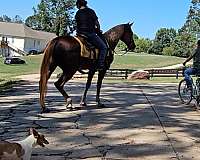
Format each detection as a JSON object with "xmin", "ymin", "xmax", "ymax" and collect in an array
[
  {"xmin": 96, "ymin": 70, "xmax": 107, "ymax": 107},
  {"xmin": 80, "ymin": 69, "xmax": 96, "ymax": 107}
]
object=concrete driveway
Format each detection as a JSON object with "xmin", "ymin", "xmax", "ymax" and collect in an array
[{"xmin": 1, "ymin": 76, "xmax": 200, "ymax": 160}]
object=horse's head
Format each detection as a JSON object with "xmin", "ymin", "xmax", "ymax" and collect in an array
[{"xmin": 120, "ymin": 23, "xmax": 136, "ymax": 51}]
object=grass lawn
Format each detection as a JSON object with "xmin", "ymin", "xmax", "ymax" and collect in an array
[
  {"xmin": 0, "ymin": 55, "xmax": 43, "ymax": 89},
  {"xmin": 0, "ymin": 55, "xmax": 42, "ymax": 79},
  {"xmin": 0, "ymin": 53, "xmax": 186, "ymax": 88},
  {"xmin": 112, "ymin": 53, "xmax": 186, "ymax": 69}
]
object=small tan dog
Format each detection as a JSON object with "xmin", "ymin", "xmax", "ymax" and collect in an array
[{"xmin": 0, "ymin": 128, "xmax": 49, "ymax": 160}]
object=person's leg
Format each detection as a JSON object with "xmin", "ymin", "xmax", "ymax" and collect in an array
[
  {"xmin": 86, "ymin": 33, "xmax": 108, "ymax": 69},
  {"xmin": 184, "ymin": 68, "xmax": 196, "ymax": 87}
]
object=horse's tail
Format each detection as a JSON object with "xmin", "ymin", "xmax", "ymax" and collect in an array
[{"xmin": 39, "ymin": 39, "xmax": 57, "ymax": 110}]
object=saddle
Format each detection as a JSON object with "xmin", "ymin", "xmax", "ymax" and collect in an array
[{"xmin": 74, "ymin": 34, "xmax": 99, "ymax": 60}]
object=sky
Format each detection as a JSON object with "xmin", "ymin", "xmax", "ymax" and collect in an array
[{"xmin": 0, "ymin": 0, "xmax": 191, "ymax": 39}]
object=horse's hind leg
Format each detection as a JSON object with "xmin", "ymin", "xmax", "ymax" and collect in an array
[
  {"xmin": 54, "ymin": 71, "xmax": 76, "ymax": 109},
  {"xmin": 48, "ymin": 63, "xmax": 57, "ymax": 79},
  {"xmin": 40, "ymin": 62, "xmax": 57, "ymax": 113}
]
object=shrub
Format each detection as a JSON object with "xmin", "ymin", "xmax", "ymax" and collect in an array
[{"xmin": 162, "ymin": 46, "xmax": 175, "ymax": 56}]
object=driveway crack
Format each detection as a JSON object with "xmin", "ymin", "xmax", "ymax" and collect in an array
[{"xmin": 140, "ymin": 86, "xmax": 181, "ymax": 160}]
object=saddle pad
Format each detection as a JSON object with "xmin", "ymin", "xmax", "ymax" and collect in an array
[{"xmin": 74, "ymin": 36, "xmax": 99, "ymax": 59}]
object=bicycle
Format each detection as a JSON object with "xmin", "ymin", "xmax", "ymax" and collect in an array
[{"xmin": 178, "ymin": 67, "xmax": 200, "ymax": 106}]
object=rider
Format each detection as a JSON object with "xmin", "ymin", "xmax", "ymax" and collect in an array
[
  {"xmin": 75, "ymin": 0, "xmax": 108, "ymax": 71},
  {"xmin": 183, "ymin": 40, "xmax": 200, "ymax": 89}
]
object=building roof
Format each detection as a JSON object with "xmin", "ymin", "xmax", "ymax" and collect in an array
[{"xmin": 0, "ymin": 22, "xmax": 56, "ymax": 40}]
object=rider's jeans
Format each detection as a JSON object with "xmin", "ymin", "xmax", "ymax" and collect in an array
[
  {"xmin": 184, "ymin": 67, "xmax": 197, "ymax": 87},
  {"xmin": 84, "ymin": 32, "xmax": 108, "ymax": 67}
]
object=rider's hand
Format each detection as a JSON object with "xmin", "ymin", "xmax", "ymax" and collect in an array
[{"xmin": 96, "ymin": 28, "xmax": 102, "ymax": 34}]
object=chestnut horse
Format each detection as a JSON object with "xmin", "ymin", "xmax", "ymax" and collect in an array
[{"xmin": 39, "ymin": 23, "xmax": 136, "ymax": 113}]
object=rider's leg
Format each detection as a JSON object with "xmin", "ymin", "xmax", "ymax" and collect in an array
[
  {"xmin": 184, "ymin": 68, "xmax": 196, "ymax": 88},
  {"xmin": 86, "ymin": 33, "xmax": 108, "ymax": 69}
]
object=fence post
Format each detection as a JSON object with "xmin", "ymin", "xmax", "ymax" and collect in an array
[
  {"xmin": 125, "ymin": 69, "xmax": 128, "ymax": 79},
  {"xmin": 176, "ymin": 70, "xmax": 178, "ymax": 79},
  {"xmin": 150, "ymin": 69, "xmax": 154, "ymax": 78}
]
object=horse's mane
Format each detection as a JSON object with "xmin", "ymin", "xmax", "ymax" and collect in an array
[
  {"xmin": 103, "ymin": 24, "xmax": 125, "ymax": 49},
  {"xmin": 104, "ymin": 24, "xmax": 124, "ymax": 36}
]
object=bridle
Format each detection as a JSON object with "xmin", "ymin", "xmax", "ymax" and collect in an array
[{"xmin": 112, "ymin": 24, "xmax": 132, "ymax": 56}]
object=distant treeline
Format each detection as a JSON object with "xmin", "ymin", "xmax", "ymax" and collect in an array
[
  {"xmin": 0, "ymin": 15, "xmax": 23, "ymax": 23},
  {"xmin": 114, "ymin": 0, "xmax": 200, "ymax": 58},
  {"xmin": 1, "ymin": 0, "xmax": 200, "ymax": 58}
]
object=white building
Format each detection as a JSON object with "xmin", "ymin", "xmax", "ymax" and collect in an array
[{"xmin": 0, "ymin": 22, "xmax": 56, "ymax": 56}]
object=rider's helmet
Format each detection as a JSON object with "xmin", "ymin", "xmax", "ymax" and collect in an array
[{"xmin": 76, "ymin": 0, "xmax": 87, "ymax": 9}]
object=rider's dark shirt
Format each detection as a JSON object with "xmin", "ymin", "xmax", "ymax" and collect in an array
[
  {"xmin": 75, "ymin": 7, "xmax": 98, "ymax": 34},
  {"xmin": 193, "ymin": 47, "xmax": 200, "ymax": 69}
]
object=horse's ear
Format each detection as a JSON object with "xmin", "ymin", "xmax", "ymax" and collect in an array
[
  {"xmin": 127, "ymin": 22, "xmax": 134, "ymax": 26},
  {"xmin": 129, "ymin": 22, "xmax": 134, "ymax": 26}
]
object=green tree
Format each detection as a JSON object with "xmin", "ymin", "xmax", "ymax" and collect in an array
[
  {"xmin": 0, "ymin": 15, "xmax": 23, "ymax": 23},
  {"xmin": 135, "ymin": 38, "xmax": 152, "ymax": 53},
  {"xmin": 117, "ymin": 33, "xmax": 138, "ymax": 51},
  {"xmin": 180, "ymin": 0, "xmax": 200, "ymax": 34},
  {"xmin": 2, "ymin": 15, "xmax": 11, "ymax": 22},
  {"xmin": 175, "ymin": 0, "xmax": 199, "ymax": 57},
  {"xmin": 25, "ymin": 0, "xmax": 76, "ymax": 36},
  {"xmin": 171, "ymin": 32, "xmax": 196, "ymax": 57},
  {"xmin": 117, "ymin": 40, "xmax": 126, "ymax": 51},
  {"xmin": 162, "ymin": 46, "xmax": 175, "ymax": 56},
  {"xmin": 148, "ymin": 28, "xmax": 177, "ymax": 55},
  {"xmin": 148, "ymin": 42, "xmax": 163, "ymax": 55},
  {"xmin": 25, "ymin": 15, "xmax": 40, "ymax": 30},
  {"xmin": 13, "ymin": 15, "xmax": 23, "ymax": 23}
]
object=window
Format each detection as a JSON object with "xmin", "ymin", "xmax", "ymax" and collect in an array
[
  {"xmin": 34, "ymin": 40, "xmax": 36, "ymax": 47},
  {"xmin": 37, "ymin": 41, "xmax": 40, "ymax": 46}
]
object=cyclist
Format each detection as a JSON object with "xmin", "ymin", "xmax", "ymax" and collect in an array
[{"xmin": 183, "ymin": 40, "xmax": 200, "ymax": 89}]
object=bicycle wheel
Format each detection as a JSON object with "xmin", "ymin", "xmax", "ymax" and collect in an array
[{"xmin": 178, "ymin": 79, "xmax": 192, "ymax": 104}]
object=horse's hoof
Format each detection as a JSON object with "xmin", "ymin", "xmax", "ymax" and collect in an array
[
  {"xmin": 80, "ymin": 102, "xmax": 87, "ymax": 107},
  {"xmin": 41, "ymin": 108, "xmax": 50, "ymax": 114},
  {"xmin": 66, "ymin": 98, "xmax": 72, "ymax": 107},
  {"xmin": 97, "ymin": 103, "xmax": 106, "ymax": 108},
  {"xmin": 66, "ymin": 107, "xmax": 73, "ymax": 111}
]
